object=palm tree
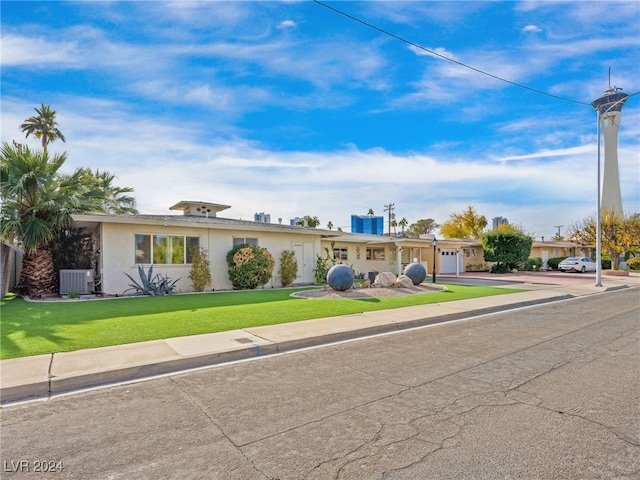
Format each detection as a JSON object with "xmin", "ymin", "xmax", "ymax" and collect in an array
[
  {"xmin": 78, "ymin": 169, "xmax": 138, "ymax": 214},
  {"xmin": 398, "ymin": 217, "xmax": 408, "ymax": 235},
  {"xmin": 1, "ymin": 143, "xmax": 105, "ymax": 297},
  {"xmin": 297, "ymin": 215, "xmax": 320, "ymax": 228},
  {"xmin": 20, "ymin": 104, "xmax": 66, "ymax": 155},
  {"xmin": 327, "ymin": 220, "xmax": 333, "ymax": 230},
  {"xmin": 367, "ymin": 208, "xmax": 374, "ymax": 216}
]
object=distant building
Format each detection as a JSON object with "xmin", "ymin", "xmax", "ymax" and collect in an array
[
  {"xmin": 351, "ymin": 215, "xmax": 384, "ymax": 235},
  {"xmin": 254, "ymin": 212, "xmax": 271, "ymax": 223},
  {"xmin": 492, "ymin": 217, "xmax": 509, "ymax": 229},
  {"xmin": 592, "ymin": 86, "xmax": 628, "ymax": 216},
  {"xmin": 290, "ymin": 216, "xmax": 304, "ymax": 226}
]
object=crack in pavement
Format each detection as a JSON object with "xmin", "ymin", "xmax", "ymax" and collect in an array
[
  {"xmin": 288, "ymin": 313, "xmax": 637, "ymax": 478},
  {"xmin": 168, "ymin": 377, "xmax": 272, "ymax": 480}
]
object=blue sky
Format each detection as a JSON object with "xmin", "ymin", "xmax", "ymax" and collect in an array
[{"xmin": 2, "ymin": 1, "xmax": 639, "ymax": 239}]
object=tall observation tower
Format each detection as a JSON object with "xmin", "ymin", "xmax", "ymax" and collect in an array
[{"xmin": 591, "ymin": 86, "xmax": 629, "ymax": 216}]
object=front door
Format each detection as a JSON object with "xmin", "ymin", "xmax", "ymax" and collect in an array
[{"xmin": 293, "ymin": 242, "xmax": 315, "ymax": 284}]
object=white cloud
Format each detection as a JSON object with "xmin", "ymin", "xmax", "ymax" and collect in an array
[
  {"xmin": 522, "ymin": 25, "xmax": 541, "ymax": 33},
  {"xmin": 278, "ymin": 20, "xmax": 297, "ymax": 30},
  {"xmin": 408, "ymin": 45, "xmax": 457, "ymax": 60},
  {"xmin": 499, "ymin": 145, "xmax": 592, "ymax": 162},
  {"xmin": 0, "ymin": 34, "xmax": 80, "ymax": 67},
  {"xmin": 3, "ymin": 93, "xmax": 636, "ymax": 240}
]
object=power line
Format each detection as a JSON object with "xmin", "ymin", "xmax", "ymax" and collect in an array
[{"xmin": 312, "ymin": 0, "xmax": 591, "ymax": 106}]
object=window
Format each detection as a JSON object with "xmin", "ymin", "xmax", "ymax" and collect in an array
[
  {"xmin": 333, "ymin": 248, "xmax": 348, "ymax": 261},
  {"xmin": 366, "ymin": 247, "xmax": 385, "ymax": 261},
  {"xmin": 135, "ymin": 234, "xmax": 199, "ymax": 264},
  {"xmin": 464, "ymin": 248, "xmax": 477, "ymax": 258},
  {"xmin": 233, "ymin": 237, "xmax": 258, "ymax": 247},
  {"xmin": 135, "ymin": 234, "xmax": 151, "ymax": 263}
]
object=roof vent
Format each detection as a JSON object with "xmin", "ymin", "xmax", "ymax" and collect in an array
[{"xmin": 169, "ymin": 201, "xmax": 231, "ymax": 218}]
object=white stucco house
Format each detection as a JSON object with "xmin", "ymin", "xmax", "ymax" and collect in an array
[
  {"xmin": 71, "ymin": 201, "xmax": 341, "ymax": 295},
  {"xmin": 70, "ymin": 200, "xmax": 485, "ymax": 295}
]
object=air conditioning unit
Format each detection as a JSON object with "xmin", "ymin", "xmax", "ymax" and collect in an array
[{"xmin": 60, "ymin": 269, "xmax": 95, "ymax": 295}]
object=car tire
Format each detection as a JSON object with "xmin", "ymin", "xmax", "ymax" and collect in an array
[{"xmin": 581, "ymin": 266, "xmax": 586, "ymax": 273}]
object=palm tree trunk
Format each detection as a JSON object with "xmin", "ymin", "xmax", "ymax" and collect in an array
[
  {"xmin": 1, "ymin": 243, "xmax": 14, "ymax": 297},
  {"xmin": 18, "ymin": 243, "xmax": 56, "ymax": 298}
]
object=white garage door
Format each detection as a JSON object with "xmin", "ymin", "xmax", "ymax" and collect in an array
[{"xmin": 439, "ymin": 249, "xmax": 459, "ymax": 274}]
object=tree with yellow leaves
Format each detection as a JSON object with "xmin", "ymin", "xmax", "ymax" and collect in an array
[
  {"xmin": 567, "ymin": 210, "xmax": 640, "ymax": 270},
  {"xmin": 440, "ymin": 205, "xmax": 488, "ymax": 239}
]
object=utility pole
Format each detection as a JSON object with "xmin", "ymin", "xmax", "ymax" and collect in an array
[
  {"xmin": 384, "ymin": 203, "xmax": 395, "ymax": 237},
  {"xmin": 554, "ymin": 225, "xmax": 564, "ymax": 237}
]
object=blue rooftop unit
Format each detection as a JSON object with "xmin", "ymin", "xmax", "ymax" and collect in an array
[{"xmin": 351, "ymin": 215, "xmax": 384, "ymax": 235}]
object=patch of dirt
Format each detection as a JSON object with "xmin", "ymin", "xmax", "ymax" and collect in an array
[{"xmin": 292, "ymin": 284, "xmax": 445, "ymax": 299}]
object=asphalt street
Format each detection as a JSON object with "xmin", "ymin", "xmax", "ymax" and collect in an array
[{"xmin": 1, "ymin": 287, "xmax": 638, "ymax": 479}]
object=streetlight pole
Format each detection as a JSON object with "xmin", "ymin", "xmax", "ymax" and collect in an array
[
  {"xmin": 432, "ymin": 237, "xmax": 438, "ymax": 283},
  {"xmin": 595, "ymin": 110, "xmax": 602, "ymax": 287}
]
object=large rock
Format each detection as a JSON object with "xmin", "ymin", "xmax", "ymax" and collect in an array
[
  {"xmin": 403, "ymin": 262, "xmax": 427, "ymax": 285},
  {"xmin": 327, "ymin": 264, "xmax": 355, "ymax": 291},
  {"xmin": 374, "ymin": 271, "xmax": 396, "ymax": 287},
  {"xmin": 394, "ymin": 275, "xmax": 414, "ymax": 288}
]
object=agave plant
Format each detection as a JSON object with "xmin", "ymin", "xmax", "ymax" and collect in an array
[{"xmin": 124, "ymin": 265, "xmax": 180, "ymax": 296}]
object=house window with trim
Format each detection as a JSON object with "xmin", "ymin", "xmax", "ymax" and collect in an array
[
  {"xmin": 333, "ymin": 247, "xmax": 348, "ymax": 261},
  {"xmin": 233, "ymin": 237, "xmax": 258, "ymax": 247},
  {"xmin": 464, "ymin": 248, "xmax": 477, "ymax": 258},
  {"xmin": 366, "ymin": 247, "xmax": 385, "ymax": 261},
  {"xmin": 135, "ymin": 234, "xmax": 199, "ymax": 264}
]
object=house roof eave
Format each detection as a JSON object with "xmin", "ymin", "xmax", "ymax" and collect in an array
[{"xmin": 71, "ymin": 213, "xmax": 331, "ymax": 237}]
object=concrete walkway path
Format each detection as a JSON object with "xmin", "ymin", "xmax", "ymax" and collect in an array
[{"xmin": 2, "ymin": 272, "xmax": 638, "ymax": 405}]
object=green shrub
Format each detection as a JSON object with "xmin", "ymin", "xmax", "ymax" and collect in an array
[
  {"xmin": 279, "ymin": 249, "xmax": 298, "ymax": 287},
  {"xmin": 226, "ymin": 244, "xmax": 275, "ymax": 290},
  {"xmin": 482, "ymin": 230, "xmax": 532, "ymax": 272},
  {"xmin": 189, "ymin": 246, "xmax": 212, "ymax": 292},
  {"xmin": 490, "ymin": 263, "xmax": 510, "ymax": 274},
  {"xmin": 466, "ymin": 262, "xmax": 489, "ymax": 272},
  {"xmin": 625, "ymin": 257, "xmax": 640, "ymax": 270},
  {"xmin": 313, "ymin": 248, "xmax": 334, "ymax": 285},
  {"xmin": 524, "ymin": 257, "xmax": 543, "ymax": 271},
  {"xmin": 67, "ymin": 289, "xmax": 80, "ymax": 299},
  {"xmin": 547, "ymin": 257, "xmax": 565, "ymax": 270}
]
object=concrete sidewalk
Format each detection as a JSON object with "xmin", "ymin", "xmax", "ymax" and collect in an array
[{"xmin": 2, "ymin": 273, "xmax": 638, "ymax": 405}]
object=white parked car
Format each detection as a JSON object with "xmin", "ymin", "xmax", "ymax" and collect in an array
[{"xmin": 558, "ymin": 257, "xmax": 597, "ymax": 273}]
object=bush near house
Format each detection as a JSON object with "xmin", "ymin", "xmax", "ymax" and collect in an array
[
  {"xmin": 482, "ymin": 230, "xmax": 532, "ymax": 273},
  {"xmin": 524, "ymin": 257, "xmax": 543, "ymax": 271},
  {"xmin": 313, "ymin": 248, "xmax": 334, "ymax": 285},
  {"xmin": 189, "ymin": 246, "xmax": 212, "ymax": 292},
  {"xmin": 279, "ymin": 249, "xmax": 298, "ymax": 287},
  {"xmin": 466, "ymin": 262, "xmax": 490, "ymax": 272},
  {"xmin": 226, "ymin": 244, "xmax": 275, "ymax": 289},
  {"xmin": 547, "ymin": 257, "xmax": 565, "ymax": 270},
  {"xmin": 490, "ymin": 263, "xmax": 510, "ymax": 274}
]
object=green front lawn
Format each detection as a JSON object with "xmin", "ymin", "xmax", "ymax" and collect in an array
[{"xmin": 0, "ymin": 285, "xmax": 522, "ymax": 360}]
